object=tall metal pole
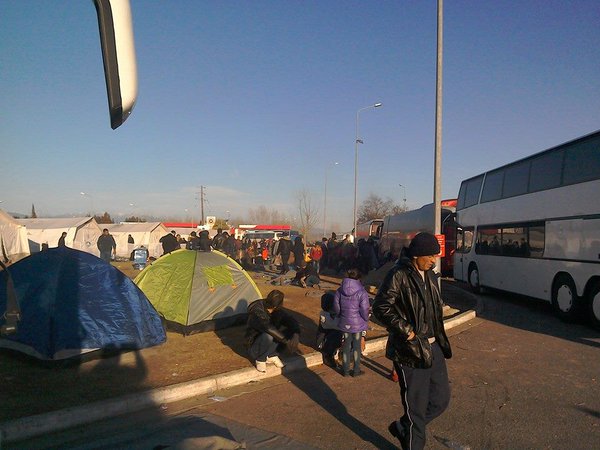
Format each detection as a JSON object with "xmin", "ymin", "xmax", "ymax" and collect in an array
[
  {"xmin": 324, "ymin": 168, "xmax": 329, "ymax": 239},
  {"xmin": 434, "ymin": 0, "xmax": 443, "ymax": 272},
  {"xmin": 323, "ymin": 162, "xmax": 338, "ymax": 238},
  {"xmin": 399, "ymin": 184, "xmax": 407, "ymax": 211},
  {"xmin": 353, "ymin": 103, "xmax": 382, "ymax": 239},
  {"xmin": 353, "ymin": 112, "xmax": 360, "ymax": 239},
  {"xmin": 200, "ymin": 186, "xmax": 205, "ymax": 226}
]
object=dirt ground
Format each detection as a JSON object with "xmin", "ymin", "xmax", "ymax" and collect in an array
[{"xmin": 0, "ymin": 263, "xmax": 394, "ymax": 422}]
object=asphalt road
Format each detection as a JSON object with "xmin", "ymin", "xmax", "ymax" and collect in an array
[{"xmin": 13, "ymin": 289, "xmax": 600, "ymax": 449}]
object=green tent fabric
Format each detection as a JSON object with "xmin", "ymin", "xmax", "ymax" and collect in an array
[{"xmin": 134, "ymin": 250, "xmax": 262, "ymax": 333}]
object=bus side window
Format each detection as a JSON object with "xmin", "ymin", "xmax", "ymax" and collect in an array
[
  {"xmin": 457, "ymin": 227, "xmax": 474, "ymax": 253},
  {"xmin": 464, "ymin": 228, "xmax": 474, "ymax": 253},
  {"xmin": 528, "ymin": 225, "xmax": 545, "ymax": 257}
]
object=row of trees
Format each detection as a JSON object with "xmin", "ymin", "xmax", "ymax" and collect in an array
[
  {"xmin": 251, "ymin": 191, "xmax": 407, "ymax": 241},
  {"xmin": 23, "ymin": 192, "xmax": 406, "ymax": 239}
]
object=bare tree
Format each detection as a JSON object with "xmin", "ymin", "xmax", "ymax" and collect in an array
[
  {"xmin": 357, "ymin": 193, "xmax": 404, "ymax": 223},
  {"xmin": 295, "ymin": 189, "xmax": 320, "ymax": 241},
  {"xmin": 390, "ymin": 204, "xmax": 409, "ymax": 215},
  {"xmin": 248, "ymin": 205, "xmax": 270, "ymax": 223},
  {"xmin": 248, "ymin": 205, "xmax": 289, "ymax": 224}
]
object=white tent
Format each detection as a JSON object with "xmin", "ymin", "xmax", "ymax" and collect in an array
[
  {"xmin": 17, "ymin": 217, "xmax": 102, "ymax": 256},
  {"xmin": 0, "ymin": 209, "xmax": 30, "ymax": 264},
  {"xmin": 104, "ymin": 222, "xmax": 168, "ymax": 258}
]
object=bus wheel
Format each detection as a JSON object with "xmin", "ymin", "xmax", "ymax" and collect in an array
[
  {"xmin": 551, "ymin": 274, "xmax": 580, "ymax": 322},
  {"xmin": 587, "ymin": 280, "xmax": 600, "ymax": 330},
  {"xmin": 468, "ymin": 264, "xmax": 481, "ymax": 294}
]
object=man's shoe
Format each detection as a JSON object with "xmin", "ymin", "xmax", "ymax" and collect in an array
[
  {"xmin": 388, "ymin": 421, "xmax": 408, "ymax": 448},
  {"xmin": 266, "ymin": 355, "xmax": 285, "ymax": 368},
  {"xmin": 388, "ymin": 421, "xmax": 402, "ymax": 440},
  {"xmin": 256, "ymin": 360, "xmax": 267, "ymax": 372},
  {"xmin": 390, "ymin": 370, "xmax": 399, "ymax": 383},
  {"xmin": 351, "ymin": 370, "xmax": 364, "ymax": 377}
]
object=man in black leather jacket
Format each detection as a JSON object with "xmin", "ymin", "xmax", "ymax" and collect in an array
[
  {"xmin": 372, "ymin": 232, "xmax": 452, "ymax": 450},
  {"xmin": 245, "ymin": 290, "xmax": 300, "ymax": 372}
]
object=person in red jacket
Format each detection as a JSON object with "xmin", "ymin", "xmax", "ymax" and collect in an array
[{"xmin": 309, "ymin": 242, "xmax": 323, "ymax": 273}]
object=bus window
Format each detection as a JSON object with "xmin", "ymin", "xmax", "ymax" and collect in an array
[
  {"xmin": 528, "ymin": 225, "xmax": 545, "ymax": 257},
  {"xmin": 529, "ymin": 150, "xmax": 563, "ymax": 192},
  {"xmin": 481, "ymin": 169, "xmax": 504, "ymax": 203},
  {"xmin": 501, "ymin": 227, "xmax": 527, "ymax": 256},
  {"xmin": 464, "ymin": 175, "xmax": 484, "ymax": 208},
  {"xmin": 502, "ymin": 161, "xmax": 530, "ymax": 198},
  {"xmin": 456, "ymin": 226, "xmax": 474, "ymax": 253},
  {"xmin": 562, "ymin": 135, "xmax": 600, "ymax": 185},
  {"xmin": 476, "ymin": 227, "xmax": 501, "ymax": 255}
]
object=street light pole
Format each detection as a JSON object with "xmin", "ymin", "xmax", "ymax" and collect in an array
[
  {"xmin": 434, "ymin": 0, "xmax": 444, "ymax": 275},
  {"xmin": 323, "ymin": 161, "xmax": 339, "ymax": 238},
  {"xmin": 399, "ymin": 184, "xmax": 407, "ymax": 211},
  {"xmin": 353, "ymin": 102, "xmax": 382, "ymax": 239}
]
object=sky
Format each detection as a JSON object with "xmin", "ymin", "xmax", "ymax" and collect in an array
[{"xmin": 1, "ymin": 0, "xmax": 599, "ymax": 231}]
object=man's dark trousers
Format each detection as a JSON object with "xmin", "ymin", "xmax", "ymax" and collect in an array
[{"xmin": 393, "ymin": 342, "xmax": 450, "ymax": 450}]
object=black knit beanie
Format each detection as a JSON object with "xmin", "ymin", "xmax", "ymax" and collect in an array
[{"xmin": 408, "ymin": 232, "xmax": 440, "ymax": 257}]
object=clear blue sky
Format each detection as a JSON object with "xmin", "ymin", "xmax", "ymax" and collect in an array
[{"xmin": 1, "ymin": 1, "xmax": 599, "ymax": 231}]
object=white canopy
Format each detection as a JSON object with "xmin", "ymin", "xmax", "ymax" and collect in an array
[
  {"xmin": 0, "ymin": 209, "xmax": 30, "ymax": 264},
  {"xmin": 17, "ymin": 217, "xmax": 102, "ymax": 256},
  {"xmin": 105, "ymin": 222, "xmax": 168, "ymax": 258}
]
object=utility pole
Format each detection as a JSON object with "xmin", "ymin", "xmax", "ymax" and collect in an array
[{"xmin": 199, "ymin": 186, "xmax": 205, "ymax": 226}]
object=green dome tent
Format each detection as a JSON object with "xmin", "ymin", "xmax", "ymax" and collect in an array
[{"xmin": 134, "ymin": 250, "xmax": 262, "ymax": 333}]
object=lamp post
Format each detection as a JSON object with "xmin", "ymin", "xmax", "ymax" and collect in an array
[
  {"xmin": 323, "ymin": 161, "xmax": 339, "ymax": 238},
  {"xmin": 398, "ymin": 184, "xmax": 407, "ymax": 211},
  {"xmin": 353, "ymin": 102, "xmax": 382, "ymax": 238},
  {"xmin": 434, "ymin": 0, "xmax": 444, "ymax": 278},
  {"xmin": 80, "ymin": 192, "xmax": 94, "ymax": 216}
]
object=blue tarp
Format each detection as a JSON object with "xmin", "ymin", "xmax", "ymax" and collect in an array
[{"xmin": 0, "ymin": 248, "xmax": 166, "ymax": 360}]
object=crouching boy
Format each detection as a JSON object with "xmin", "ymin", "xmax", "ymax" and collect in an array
[{"xmin": 245, "ymin": 290, "xmax": 301, "ymax": 372}]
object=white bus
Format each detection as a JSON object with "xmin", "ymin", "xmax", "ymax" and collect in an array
[{"xmin": 454, "ymin": 130, "xmax": 600, "ymax": 328}]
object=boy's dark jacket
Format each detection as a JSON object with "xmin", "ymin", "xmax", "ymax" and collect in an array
[
  {"xmin": 245, "ymin": 299, "xmax": 300, "ymax": 348},
  {"xmin": 372, "ymin": 258, "xmax": 452, "ymax": 368}
]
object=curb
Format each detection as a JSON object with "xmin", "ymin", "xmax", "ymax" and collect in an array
[{"xmin": 0, "ymin": 310, "xmax": 477, "ymax": 444}]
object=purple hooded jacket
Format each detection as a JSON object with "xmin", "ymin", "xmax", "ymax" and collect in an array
[{"xmin": 332, "ymin": 278, "xmax": 370, "ymax": 333}]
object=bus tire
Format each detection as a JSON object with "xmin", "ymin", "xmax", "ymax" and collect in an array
[
  {"xmin": 468, "ymin": 264, "xmax": 481, "ymax": 294},
  {"xmin": 587, "ymin": 279, "xmax": 600, "ymax": 330},
  {"xmin": 551, "ymin": 274, "xmax": 580, "ymax": 322}
]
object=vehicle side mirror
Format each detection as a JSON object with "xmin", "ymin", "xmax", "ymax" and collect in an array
[{"xmin": 93, "ymin": 0, "xmax": 138, "ymax": 129}]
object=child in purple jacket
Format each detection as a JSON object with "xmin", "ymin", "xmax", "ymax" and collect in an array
[{"xmin": 333, "ymin": 268, "xmax": 370, "ymax": 377}]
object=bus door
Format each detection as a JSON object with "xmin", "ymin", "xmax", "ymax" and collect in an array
[
  {"xmin": 441, "ymin": 213, "xmax": 457, "ymax": 276},
  {"xmin": 454, "ymin": 224, "xmax": 474, "ymax": 281}
]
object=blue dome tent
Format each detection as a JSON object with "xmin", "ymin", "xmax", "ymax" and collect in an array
[{"xmin": 0, "ymin": 248, "xmax": 165, "ymax": 360}]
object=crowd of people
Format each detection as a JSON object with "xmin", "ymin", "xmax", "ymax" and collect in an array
[{"xmin": 155, "ymin": 229, "xmax": 382, "ymax": 281}]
